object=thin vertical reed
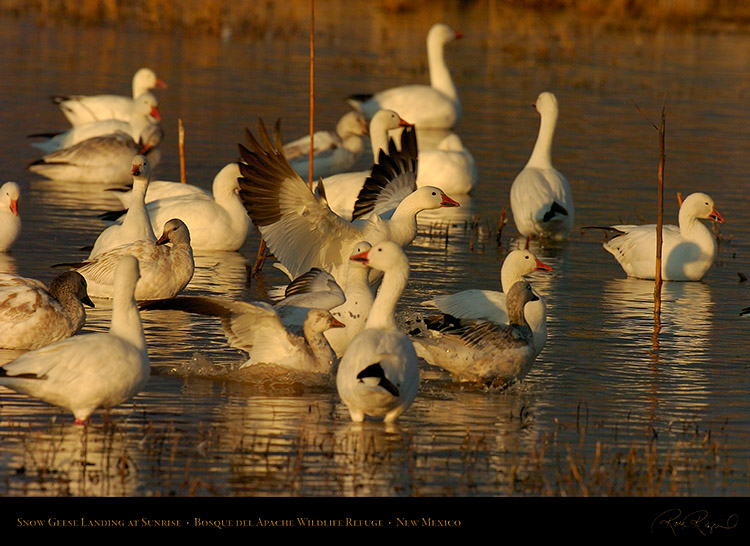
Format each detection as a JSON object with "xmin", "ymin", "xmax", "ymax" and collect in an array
[
  {"xmin": 308, "ymin": 0, "xmax": 315, "ymax": 190},
  {"xmin": 178, "ymin": 118, "xmax": 186, "ymax": 184}
]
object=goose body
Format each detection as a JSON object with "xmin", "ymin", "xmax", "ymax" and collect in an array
[
  {"xmin": 599, "ymin": 192, "xmax": 724, "ymax": 281},
  {"xmin": 53, "ymin": 68, "xmax": 166, "ymax": 126},
  {"xmin": 348, "ymin": 23, "xmax": 462, "ymax": 129},
  {"xmin": 336, "ymin": 241, "xmax": 419, "ymax": 423},
  {"xmin": 421, "ymin": 249, "xmax": 552, "ymax": 356},
  {"xmin": 416, "ymin": 133, "xmax": 477, "ymax": 194},
  {"xmin": 284, "ymin": 111, "xmax": 369, "ymax": 180},
  {"xmin": 0, "ymin": 256, "xmax": 149, "ymax": 424},
  {"xmin": 413, "ymin": 281, "xmax": 538, "ymax": 389},
  {"xmin": 0, "ymin": 271, "xmax": 94, "ymax": 350},
  {"xmin": 75, "ymin": 219, "xmax": 194, "ymax": 300},
  {"xmin": 0, "ymin": 181, "xmax": 21, "ymax": 252},
  {"xmin": 510, "ymin": 92, "xmax": 574, "ymax": 240}
]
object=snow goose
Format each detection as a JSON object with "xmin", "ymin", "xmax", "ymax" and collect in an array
[
  {"xmin": 592, "ymin": 192, "xmax": 724, "ymax": 281},
  {"xmin": 101, "ymin": 163, "xmax": 250, "ymax": 252},
  {"xmin": 284, "ymin": 111, "xmax": 369, "ymax": 180},
  {"xmin": 31, "ymin": 92, "xmax": 161, "ymax": 154},
  {"xmin": 0, "ymin": 271, "xmax": 94, "ymax": 350},
  {"xmin": 413, "ymin": 281, "xmax": 538, "ymax": 389},
  {"xmin": 27, "ymin": 124, "xmax": 164, "ymax": 184},
  {"xmin": 348, "ymin": 23, "xmax": 462, "ymax": 129},
  {"xmin": 312, "ymin": 109, "xmax": 411, "ymax": 220},
  {"xmin": 0, "ymin": 181, "xmax": 21, "ymax": 252},
  {"xmin": 53, "ymin": 67, "xmax": 167, "ymax": 126},
  {"xmin": 74, "ymin": 218, "xmax": 194, "ymax": 300},
  {"xmin": 420, "ymin": 249, "xmax": 552, "ymax": 356},
  {"xmin": 237, "ymin": 120, "xmax": 458, "ymax": 289},
  {"xmin": 87, "ymin": 155, "xmax": 155, "ymax": 259},
  {"xmin": 140, "ymin": 270, "xmax": 345, "ymax": 376},
  {"xmin": 510, "ymin": 92, "xmax": 574, "ymax": 241},
  {"xmin": 336, "ymin": 241, "xmax": 419, "ymax": 423},
  {"xmin": 416, "ymin": 133, "xmax": 477, "ymax": 194},
  {"xmin": 0, "ymin": 255, "xmax": 149, "ymax": 424}
]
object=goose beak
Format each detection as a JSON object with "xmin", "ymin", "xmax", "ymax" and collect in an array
[
  {"xmin": 155, "ymin": 78, "xmax": 167, "ymax": 89},
  {"xmin": 710, "ymin": 207, "xmax": 724, "ymax": 223},
  {"xmin": 9, "ymin": 199, "xmax": 18, "ymax": 216},
  {"xmin": 350, "ymin": 249, "xmax": 370, "ymax": 265},
  {"xmin": 131, "ymin": 163, "xmax": 143, "ymax": 176},
  {"xmin": 399, "ymin": 117, "xmax": 412, "ymax": 128},
  {"xmin": 150, "ymin": 106, "xmax": 162, "ymax": 121},
  {"xmin": 440, "ymin": 194, "xmax": 460, "ymax": 207},
  {"xmin": 329, "ymin": 317, "xmax": 346, "ymax": 329},
  {"xmin": 535, "ymin": 258, "xmax": 553, "ymax": 272},
  {"xmin": 156, "ymin": 232, "xmax": 169, "ymax": 245},
  {"xmin": 455, "ymin": 31, "xmax": 464, "ymax": 39},
  {"xmin": 82, "ymin": 295, "xmax": 95, "ymax": 308}
]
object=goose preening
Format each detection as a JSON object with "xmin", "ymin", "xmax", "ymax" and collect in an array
[
  {"xmin": 586, "ymin": 192, "xmax": 724, "ymax": 281},
  {"xmin": 412, "ymin": 281, "xmax": 538, "ymax": 390},
  {"xmin": 0, "ymin": 181, "xmax": 21, "ymax": 253},
  {"xmin": 88, "ymin": 155, "xmax": 155, "ymax": 259},
  {"xmin": 237, "ymin": 120, "xmax": 459, "ymax": 289},
  {"xmin": 52, "ymin": 67, "xmax": 167, "ymax": 126},
  {"xmin": 510, "ymin": 92, "xmax": 574, "ymax": 241},
  {"xmin": 31, "ymin": 92, "xmax": 161, "ymax": 154},
  {"xmin": 283, "ymin": 111, "xmax": 369, "ymax": 180},
  {"xmin": 419, "ymin": 249, "xmax": 552, "ymax": 356},
  {"xmin": 27, "ymin": 124, "xmax": 164, "ymax": 184},
  {"xmin": 0, "ymin": 271, "xmax": 94, "ymax": 350},
  {"xmin": 73, "ymin": 218, "xmax": 194, "ymax": 300},
  {"xmin": 311, "ymin": 109, "xmax": 411, "ymax": 220},
  {"xmin": 99, "ymin": 163, "xmax": 250, "ymax": 252},
  {"xmin": 140, "ymin": 268, "xmax": 345, "ymax": 376},
  {"xmin": 336, "ymin": 241, "xmax": 419, "ymax": 423},
  {"xmin": 415, "ymin": 133, "xmax": 477, "ymax": 194},
  {"xmin": 348, "ymin": 23, "xmax": 462, "ymax": 129},
  {"xmin": 0, "ymin": 255, "xmax": 149, "ymax": 425}
]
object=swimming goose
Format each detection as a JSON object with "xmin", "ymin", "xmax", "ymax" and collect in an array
[
  {"xmin": 27, "ymin": 124, "xmax": 164, "ymax": 184},
  {"xmin": 100, "ymin": 163, "xmax": 250, "ymax": 252},
  {"xmin": 0, "ymin": 255, "xmax": 149, "ymax": 425},
  {"xmin": 336, "ymin": 241, "xmax": 419, "ymax": 423},
  {"xmin": 416, "ymin": 133, "xmax": 477, "ymax": 194},
  {"xmin": 591, "ymin": 192, "xmax": 724, "ymax": 281},
  {"xmin": 348, "ymin": 23, "xmax": 462, "ymax": 129},
  {"xmin": 0, "ymin": 271, "xmax": 94, "ymax": 350},
  {"xmin": 88, "ymin": 155, "xmax": 155, "ymax": 259},
  {"xmin": 420, "ymin": 249, "xmax": 552, "ymax": 356},
  {"xmin": 311, "ymin": 109, "xmax": 411, "ymax": 220},
  {"xmin": 237, "ymin": 120, "xmax": 458, "ymax": 289},
  {"xmin": 53, "ymin": 67, "xmax": 167, "ymax": 126},
  {"xmin": 413, "ymin": 281, "xmax": 538, "ymax": 389},
  {"xmin": 31, "ymin": 92, "xmax": 161, "ymax": 154},
  {"xmin": 0, "ymin": 181, "xmax": 21, "ymax": 252},
  {"xmin": 510, "ymin": 92, "xmax": 574, "ymax": 241},
  {"xmin": 75, "ymin": 218, "xmax": 194, "ymax": 300},
  {"xmin": 284, "ymin": 111, "xmax": 369, "ymax": 180}
]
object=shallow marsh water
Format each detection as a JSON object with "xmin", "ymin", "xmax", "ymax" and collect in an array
[{"xmin": 0, "ymin": 2, "xmax": 749, "ymax": 512}]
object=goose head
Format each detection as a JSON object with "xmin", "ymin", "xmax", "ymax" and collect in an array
[
  {"xmin": 0, "ymin": 181, "xmax": 20, "ymax": 217},
  {"xmin": 680, "ymin": 192, "xmax": 724, "ymax": 224},
  {"xmin": 304, "ymin": 308, "xmax": 346, "ymax": 336},
  {"xmin": 428, "ymin": 23, "xmax": 463, "ymax": 47},
  {"xmin": 534, "ymin": 92, "xmax": 559, "ymax": 121},
  {"xmin": 404, "ymin": 186, "xmax": 460, "ymax": 213},
  {"xmin": 133, "ymin": 92, "xmax": 161, "ymax": 123},
  {"xmin": 49, "ymin": 271, "xmax": 95, "ymax": 308},
  {"xmin": 156, "ymin": 218, "xmax": 191, "ymax": 247},
  {"xmin": 133, "ymin": 67, "xmax": 167, "ymax": 96},
  {"xmin": 350, "ymin": 240, "xmax": 408, "ymax": 274},
  {"xmin": 337, "ymin": 111, "xmax": 369, "ymax": 138},
  {"xmin": 211, "ymin": 163, "xmax": 243, "ymax": 199}
]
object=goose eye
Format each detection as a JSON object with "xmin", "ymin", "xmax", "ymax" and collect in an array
[{"xmin": 432, "ymin": 191, "xmax": 437, "ymax": 196}]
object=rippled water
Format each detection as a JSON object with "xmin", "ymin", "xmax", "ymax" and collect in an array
[{"xmin": 1, "ymin": 4, "xmax": 750, "ymax": 505}]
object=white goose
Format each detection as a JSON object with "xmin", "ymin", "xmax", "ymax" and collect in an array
[
  {"xmin": 140, "ymin": 269, "xmax": 345, "ymax": 375},
  {"xmin": 27, "ymin": 124, "xmax": 164, "ymax": 184},
  {"xmin": 0, "ymin": 255, "xmax": 149, "ymax": 425},
  {"xmin": 595, "ymin": 192, "xmax": 724, "ymax": 281},
  {"xmin": 312, "ymin": 109, "xmax": 411, "ymax": 220},
  {"xmin": 238, "ymin": 120, "xmax": 459, "ymax": 289},
  {"xmin": 88, "ymin": 155, "xmax": 155, "ymax": 259},
  {"xmin": 421, "ymin": 249, "xmax": 552, "ymax": 356},
  {"xmin": 31, "ymin": 92, "xmax": 161, "ymax": 154},
  {"xmin": 348, "ymin": 23, "xmax": 462, "ymax": 129},
  {"xmin": 0, "ymin": 271, "xmax": 94, "ymax": 350},
  {"xmin": 75, "ymin": 218, "xmax": 194, "ymax": 300},
  {"xmin": 102, "ymin": 163, "xmax": 250, "ymax": 252},
  {"xmin": 412, "ymin": 281, "xmax": 538, "ymax": 389},
  {"xmin": 0, "ymin": 181, "xmax": 21, "ymax": 252},
  {"xmin": 510, "ymin": 92, "xmax": 574, "ymax": 241},
  {"xmin": 284, "ymin": 111, "xmax": 369, "ymax": 180},
  {"xmin": 336, "ymin": 241, "xmax": 419, "ymax": 423},
  {"xmin": 416, "ymin": 133, "xmax": 477, "ymax": 194},
  {"xmin": 53, "ymin": 67, "xmax": 167, "ymax": 126}
]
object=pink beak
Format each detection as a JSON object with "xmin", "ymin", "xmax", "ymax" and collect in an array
[
  {"xmin": 9, "ymin": 199, "xmax": 18, "ymax": 216},
  {"xmin": 350, "ymin": 249, "xmax": 370, "ymax": 265},
  {"xmin": 535, "ymin": 258, "xmax": 553, "ymax": 272},
  {"xmin": 440, "ymin": 194, "xmax": 460, "ymax": 208},
  {"xmin": 710, "ymin": 207, "xmax": 724, "ymax": 223},
  {"xmin": 150, "ymin": 106, "xmax": 162, "ymax": 121},
  {"xmin": 155, "ymin": 78, "xmax": 167, "ymax": 89}
]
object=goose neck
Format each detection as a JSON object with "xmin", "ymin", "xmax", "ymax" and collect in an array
[
  {"xmin": 428, "ymin": 36, "xmax": 457, "ymax": 101},
  {"xmin": 526, "ymin": 111, "xmax": 557, "ymax": 168},
  {"xmin": 365, "ymin": 265, "xmax": 408, "ymax": 330}
]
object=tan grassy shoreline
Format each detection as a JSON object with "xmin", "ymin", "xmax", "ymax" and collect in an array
[{"xmin": 3, "ymin": 0, "xmax": 750, "ymax": 36}]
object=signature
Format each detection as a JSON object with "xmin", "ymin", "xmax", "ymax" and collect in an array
[{"xmin": 651, "ymin": 508, "xmax": 738, "ymax": 536}]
